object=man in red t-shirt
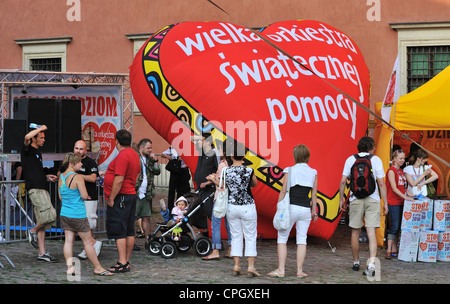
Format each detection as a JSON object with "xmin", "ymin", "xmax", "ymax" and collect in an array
[{"xmin": 104, "ymin": 129, "xmax": 140, "ymax": 273}]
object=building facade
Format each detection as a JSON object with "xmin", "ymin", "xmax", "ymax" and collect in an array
[{"xmin": 1, "ymin": 0, "xmax": 449, "ymax": 155}]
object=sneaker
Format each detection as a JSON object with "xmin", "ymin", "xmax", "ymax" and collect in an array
[
  {"xmin": 352, "ymin": 262, "xmax": 360, "ymax": 271},
  {"xmin": 78, "ymin": 241, "xmax": 103, "ymax": 259},
  {"xmin": 37, "ymin": 252, "xmax": 58, "ymax": 263},
  {"xmin": 362, "ymin": 266, "xmax": 375, "ymax": 277},
  {"xmin": 27, "ymin": 229, "xmax": 38, "ymax": 249},
  {"xmin": 93, "ymin": 241, "xmax": 103, "ymax": 256},
  {"xmin": 77, "ymin": 250, "xmax": 87, "ymax": 260}
]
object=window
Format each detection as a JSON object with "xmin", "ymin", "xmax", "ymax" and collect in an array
[
  {"xmin": 30, "ymin": 57, "xmax": 62, "ymax": 72},
  {"xmin": 15, "ymin": 37, "xmax": 72, "ymax": 72},
  {"xmin": 407, "ymin": 45, "xmax": 450, "ymax": 92},
  {"xmin": 126, "ymin": 33, "xmax": 153, "ymax": 115},
  {"xmin": 390, "ymin": 22, "xmax": 450, "ymax": 96}
]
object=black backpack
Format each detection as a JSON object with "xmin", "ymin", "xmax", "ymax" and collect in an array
[{"xmin": 349, "ymin": 154, "xmax": 376, "ymax": 199}]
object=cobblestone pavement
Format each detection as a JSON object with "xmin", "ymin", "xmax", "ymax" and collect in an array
[{"xmin": 0, "ymin": 195, "xmax": 449, "ymax": 290}]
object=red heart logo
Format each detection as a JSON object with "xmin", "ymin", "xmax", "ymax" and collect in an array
[
  {"xmin": 420, "ymin": 242, "xmax": 428, "ymax": 251},
  {"xmin": 82, "ymin": 122, "xmax": 117, "ymax": 166},
  {"xmin": 436, "ymin": 212, "xmax": 445, "ymax": 221},
  {"xmin": 130, "ymin": 20, "xmax": 370, "ymax": 239},
  {"xmin": 404, "ymin": 212, "xmax": 412, "ymax": 221}
]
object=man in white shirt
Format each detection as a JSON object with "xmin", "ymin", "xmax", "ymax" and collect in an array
[
  {"xmin": 135, "ymin": 138, "xmax": 160, "ymax": 249},
  {"xmin": 339, "ymin": 136, "xmax": 389, "ymax": 277}
]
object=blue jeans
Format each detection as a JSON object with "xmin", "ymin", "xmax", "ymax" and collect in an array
[
  {"xmin": 388, "ymin": 205, "xmax": 403, "ymax": 240},
  {"xmin": 211, "ymin": 208, "xmax": 231, "ymax": 250}
]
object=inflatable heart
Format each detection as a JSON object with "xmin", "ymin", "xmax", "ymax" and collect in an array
[{"xmin": 130, "ymin": 20, "xmax": 370, "ymax": 240}]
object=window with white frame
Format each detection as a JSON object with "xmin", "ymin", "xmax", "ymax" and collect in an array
[
  {"xmin": 15, "ymin": 37, "xmax": 72, "ymax": 72},
  {"xmin": 390, "ymin": 22, "xmax": 450, "ymax": 95},
  {"xmin": 126, "ymin": 33, "xmax": 153, "ymax": 115}
]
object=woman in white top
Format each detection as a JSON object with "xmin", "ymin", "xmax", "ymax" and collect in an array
[
  {"xmin": 403, "ymin": 149, "xmax": 438, "ymax": 197},
  {"xmin": 268, "ymin": 144, "xmax": 318, "ymax": 278}
]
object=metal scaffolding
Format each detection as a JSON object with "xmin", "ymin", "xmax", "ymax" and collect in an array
[{"xmin": 0, "ymin": 69, "xmax": 133, "ymax": 152}]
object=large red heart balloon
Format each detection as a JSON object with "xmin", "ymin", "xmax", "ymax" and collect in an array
[{"xmin": 130, "ymin": 20, "xmax": 370, "ymax": 240}]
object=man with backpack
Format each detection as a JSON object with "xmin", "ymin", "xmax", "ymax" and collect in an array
[{"xmin": 339, "ymin": 136, "xmax": 389, "ymax": 277}]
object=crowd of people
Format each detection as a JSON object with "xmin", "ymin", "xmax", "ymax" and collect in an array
[{"xmin": 19, "ymin": 123, "xmax": 440, "ymax": 279}]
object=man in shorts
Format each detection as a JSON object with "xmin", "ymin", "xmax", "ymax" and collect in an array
[
  {"xmin": 104, "ymin": 129, "xmax": 140, "ymax": 273},
  {"xmin": 135, "ymin": 138, "xmax": 160, "ymax": 250},
  {"xmin": 339, "ymin": 136, "xmax": 389, "ymax": 276},
  {"xmin": 22, "ymin": 125, "xmax": 58, "ymax": 262}
]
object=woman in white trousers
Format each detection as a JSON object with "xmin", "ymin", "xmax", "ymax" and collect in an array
[
  {"xmin": 268, "ymin": 144, "xmax": 318, "ymax": 278},
  {"xmin": 225, "ymin": 142, "xmax": 259, "ymax": 277}
]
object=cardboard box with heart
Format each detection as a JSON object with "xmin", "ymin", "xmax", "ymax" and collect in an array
[
  {"xmin": 438, "ymin": 231, "xmax": 450, "ymax": 262},
  {"xmin": 433, "ymin": 200, "xmax": 450, "ymax": 232},
  {"xmin": 418, "ymin": 230, "xmax": 439, "ymax": 262},
  {"xmin": 401, "ymin": 201, "xmax": 423, "ymax": 232}
]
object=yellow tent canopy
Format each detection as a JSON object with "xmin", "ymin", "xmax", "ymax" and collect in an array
[{"xmin": 374, "ymin": 65, "xmax": 450, "ymax": 247}]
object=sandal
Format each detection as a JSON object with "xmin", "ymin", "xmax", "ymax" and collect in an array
[
  {"xmin": 232, "ymin": 266, "xmax": 242, "ymax": 277},
  {"xmin": 109, "ymin": 261, "xmax": 130, "ymax": 273},
  {"xmin": 267, "ymin": 270, "xmax": 284, "ymax": 278},
  {"xmin": 94, "ymin": 270, "xmax": 114, "ymax": 276},
  {"xmin": 385, "ymin": 251, "xmax": 392, "ymax": 260},
  {"xmin": 247, "ymin": 268, "xmax": 261, "ymax": 278},
  {"xmin": 66, "ymin": 266, "xmax": 77, "ymax": 276}
]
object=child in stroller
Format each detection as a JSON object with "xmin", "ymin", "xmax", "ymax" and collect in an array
[
  {"xmin": 160, "ymin": 196, "xmax": 189, "ymax": 227},
  {"xmin": 148, "ymin": 191, "xmax": 213, "ymax": 259}
]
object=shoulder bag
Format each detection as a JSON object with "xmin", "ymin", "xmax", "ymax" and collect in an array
[
  {"xmin": 213, "ymin": 167, "xmax": 228, "ymax": 218},
  {"xmin": 273, "ymin": 167, "xmax": 291, "ymax": 230}
]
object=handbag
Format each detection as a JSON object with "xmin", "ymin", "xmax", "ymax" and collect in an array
[
  {"xmin": 423, "ymin": 165, "xmax": 436, "ymax": 198},
  {"xmin": 213, "ymin": 167, "xmax": 228, "ymax": 218},
  {"xmin": 165, "ymin": 158, "xmax": 182, "ymax": 174},
  {"xmin": 273, "ymin": 167, "xmax": 291, "ymax": 231},
  {"xmin": 165, "ymin": 147, "xmax": 182, "ymax": 173}
]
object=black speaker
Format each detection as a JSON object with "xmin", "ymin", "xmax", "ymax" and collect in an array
[
  {"xmin": 12, "ymin": 98, "xmax": 82, "ymax": 153},
  {"xmin": 2, "ymin": 119, "xmax": 26, "ymax": 153},
  {"xmin": 57, "ymin": 99, "xmax": 82, "ymax": 153},
  {"xmin": 13, "ymin": 98, "xmax": 57, "ymax": 153}
]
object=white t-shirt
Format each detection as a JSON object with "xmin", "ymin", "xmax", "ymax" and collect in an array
[
  {"xmin": 403, "ymin": 164, "xmax": 432, "ymax": 196},
  {"xmin": 138, "ymin": 156, "xmax": 148, "ymax": 199},
  {"xmin": 342, "ymin": 152, "xmax": 385, "ymax": 202},
  {"xmin": 283, "ymin": 163, "xmax": 317, "ymax": 188}
]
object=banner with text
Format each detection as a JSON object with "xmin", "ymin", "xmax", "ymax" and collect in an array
[{"xmin": 10, "ymin": 85, "xmax": 121, "ymax": 170}]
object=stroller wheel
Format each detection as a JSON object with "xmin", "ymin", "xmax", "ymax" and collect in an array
[
  {"xmin": 177, "ymin": 245, "xmax": 191, "ymax": 253},
  {"xmin": 193, "ymin": 237, "xmax": 212, "ymax": 257},
  {"xmin": 148, "ymin": 241, "xmax": 162, "ymax": 256},
  {"xmin": 161, "ymin": 242, "xmax": 177, "ymax": 259}
]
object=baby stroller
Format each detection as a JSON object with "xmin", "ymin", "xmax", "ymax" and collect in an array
[{"xmin": 147, "ymin": 191, "xmax": 213, "ymax": 259}]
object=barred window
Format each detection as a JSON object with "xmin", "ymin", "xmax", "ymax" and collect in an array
[
  {"xmin": 407, "ymin": 46, "xmax": 450, "ymax": 92},
  {"xmin": 30, "ymin": 58, "xmax": 62, "ymax": 72}
]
